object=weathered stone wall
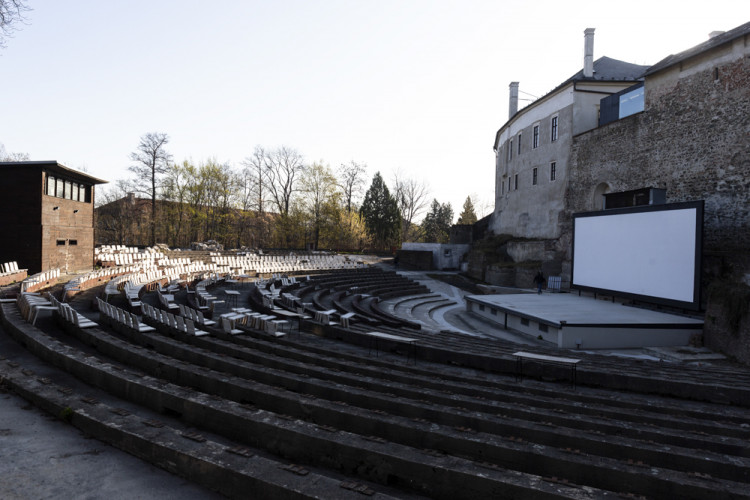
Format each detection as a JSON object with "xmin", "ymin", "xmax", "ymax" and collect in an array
[
  {"xmin": 568, "ymin": 52, "xmax": 750, "ymax": 271},
  {"xmin": 567, "ymin": 43, "xmax": 750, "ymax": 360},
  {"xmin": 704, "ymin": 282, "xmax": 750, "ymax": 365},
  {"xmin": 467, "ymin": 236, "xmax": 564, "ymax": 288}
]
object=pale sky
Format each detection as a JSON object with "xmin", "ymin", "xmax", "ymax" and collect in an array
[{"xmin": 1, "ymin": 1, "xmax": 747, "ymax": 222}]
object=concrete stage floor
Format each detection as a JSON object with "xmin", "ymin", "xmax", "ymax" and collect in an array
[{"xmin": 465, "ymin": 293, "xmax": 704, "ymax": 349}]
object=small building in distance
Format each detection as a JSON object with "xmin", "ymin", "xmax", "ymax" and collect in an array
[{"xmin": 0, "ymin": 161, "xmax": 107, "ymax": 274}]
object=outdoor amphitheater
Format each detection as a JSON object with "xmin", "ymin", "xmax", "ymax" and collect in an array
[{"xmin": 2, "ymin": 246, "xmax": 750, "ymax": 499}]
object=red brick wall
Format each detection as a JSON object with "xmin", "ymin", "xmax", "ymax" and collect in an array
[{"xmin": 41, "ymin": 177, "xmax": 95, "ymax": 273}]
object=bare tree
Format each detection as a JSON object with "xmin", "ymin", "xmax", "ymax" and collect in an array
[
  {"xmin": 0, "ymin": 141, "xmax": 29, "ymax": 161},
  {"xmin": 469, "ymin": 193, "xmax": 494, "ymax": 219},
  {"xmin": 161, "ymin": 161, "xmax": 193, "ymax": 246},
  {"xmin": 337, "ymin": 161, "xmax": 367, "ymax": 213},
  {"xmin": 301, "ymin": 162, "xmax": 339, "ymax": 250},
  {"xmin": 241, "ymin": 145, "xmax": 268, "ymax": 215},
  {"xmin": 264, "ymin": 146, "xmax": 305, "ymax": 217},
  {"xmin": 0, "ymin": 0, "xmax": 28, "ymax": 48},
  {"xmin": 128, "ymin": 132, "xmax": 172, "ymax": 246},
  {"xmin": 95, "ymin": 180, "xmax": 144, "ymax": 245},
  {"xmin": 392, "ymin": 170, "xmax": 430, "ymax": 243}
]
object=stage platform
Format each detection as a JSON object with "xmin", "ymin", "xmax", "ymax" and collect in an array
[{"xmin": 464, "ymin": 293, "xmax": 704, "ymax": 349}]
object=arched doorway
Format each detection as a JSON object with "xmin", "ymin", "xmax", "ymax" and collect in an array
[{"xmin": 592, "ymin": 182, "xmax": 610, "ymax": 210}]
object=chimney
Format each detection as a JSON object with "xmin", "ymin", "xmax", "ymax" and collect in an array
[
  {"xmin": 583, "ymin": 28, "xmax": 595, "ymax": 78},
  {"xmin": 509, "ymin": 81, "xmax": 519, "ymax": 119}
]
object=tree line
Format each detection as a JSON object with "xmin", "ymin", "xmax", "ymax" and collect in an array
[{"xmin": 96, "ymin": 132, "xmax": 481, "ymax": 251}]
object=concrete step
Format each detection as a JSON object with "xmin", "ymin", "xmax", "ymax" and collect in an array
[
  {"xmin": 0, "ymin": 357, "xmax": 402, "ymax": 500},
  {"xmin": 2, "ymin": 307, "xmax": 611, "ymax": 499},
  {"xmin": 33, "ymin": 308, "xmax": 750, "ymax": 494}
]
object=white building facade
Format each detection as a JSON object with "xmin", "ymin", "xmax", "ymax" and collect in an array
[{"xmin": 490, "ymin": 29, "xmax": 648, "ymax": 240}]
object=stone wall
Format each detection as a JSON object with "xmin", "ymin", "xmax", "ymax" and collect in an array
[
  {"xmin": 704, "ymin": 282, "xmax": 750, "ymax": 365},
  {"xmin": 568, "ymin": 52, "xmax": 750, "ymax": 273},
  {"xmin": 467, "ymin": 236, "xmax": 564, "ymax": 288},
  {"xmin": 567, "ymin": 44, "xmax": 750, "ymax": 360}
]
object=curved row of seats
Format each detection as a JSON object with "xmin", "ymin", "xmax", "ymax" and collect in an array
[
  {"xmin": 141, "ymin": 302, "xmax": 208, "ymax": 336},
  {"xmin": 290, "ymin": 268, "xmax": 430, "ymax": 329},
  {"xmin": 3, "ymin": 293, "xmax": 750, "ymax": 499},
  {"xmin": 4, "ymin": 258, "xmax": 750, "ymax": 498},
  {"xmin": 21, "ymin": 268, "xmax": 61, "ymax": 293}
]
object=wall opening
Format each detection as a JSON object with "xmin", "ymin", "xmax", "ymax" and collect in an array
[{"xmin": 592, "ymin": 182, "xmax": 611, "ymax": 210}]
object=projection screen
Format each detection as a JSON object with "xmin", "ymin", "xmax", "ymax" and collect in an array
[{"xmin": 571, "ymin": 201, "xmax": 703, "ymax": 310}]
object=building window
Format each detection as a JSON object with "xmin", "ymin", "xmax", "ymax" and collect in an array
[
  {"xmin": 532, "ymin": 125, "xmax": 539, "ymax": 149},
  {"xmin": 618, "ymin": 85, "xmax": 645, "ymax": 119},
  {"xmin": 550, "ymin": 162, "xmax": 557, "ymax": 181},
  {"xmin": 538, "ymin": 323, "xmax": 548, "ymax": 333},
  {"xmin": 56, "ymin": 239, "xmax": 66, "ymax": 246},
  {"xmin": 509, "ymin": 139, "xmax": 513, "ymax": 160},
  {"xmin": 508, "ymin": 177, "xmax": 512, "ymax": 192},
  {"xmin": 45, "ymin": 175, "xmax": 91, "ymax": 203},
  {"xmin": 514, "ymin": 174, "xmax": 518, "ymax": 190},
  {"xmin": 501, "ymin": 180, "xmax": 504, "ymax": 195},
  {"xmin": 551, "ymin": 116, "xmax": 558, "ymax": 142},
  {"xmin": 491, "ymin": 308, "xmax": 497, "ymax": 315},
  {"xmin": 517, "ymin": 133, "xmax": 522, "ymax": 154},
  {"xmin": 521, "ymin": 318, "xmax": 530, "ymax": 326},
  {"xmin": 69, "ymin": 240, "xmax": 78, "ymax": 246},
  {"xmin": 479, "ymin": 304, "xmax": 485, "ymax": 312},
  {"xmin": 532, "ymin": 168, "xmax": 538, "ymax": 185}
]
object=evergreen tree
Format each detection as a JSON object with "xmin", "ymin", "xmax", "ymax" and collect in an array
[
  {"xmin": 421, "ymin": 199, "xmax": 454, "ymax": 243},
  {"xmin": 360, "ymin": 172, "xmax": 401, "ymax": 249},
  {"xmin": 457, "ymin": 196, "xmax": 478, "ymax": 225}
]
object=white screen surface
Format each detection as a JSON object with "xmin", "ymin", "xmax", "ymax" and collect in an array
[{"xmin": 572, "ymin": 206, "xmax": 699, "ymax": 304}]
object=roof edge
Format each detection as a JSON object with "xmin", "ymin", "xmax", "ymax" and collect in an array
[
  {"xmin": 645, "ymin": 21, "xmax": 750, "ymax": 77},
  {"xmin": 0, "ymin": 161, "xmax": 108, "ymax": 184}
]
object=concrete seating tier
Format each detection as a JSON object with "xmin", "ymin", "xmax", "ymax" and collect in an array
[
  {"xmin": 328, "ymin": 321, "xmax": 750, "ymax": 406},
  {"xmin": 5, "ymin": 265, "xmax": 750, "ymax": 499},
  {"xmin": 384, "ymin": 295, "xmax": 458, "ymax": 330},
  {"xmin": 62, "ymin": 267, "xmax": 137, "ymax": 301},
  {"xmin": 0, "ymin": 261, "xmax": 28, "ymax": 286},
  {"xmin": 0, "ymin": 317, "xmax": 400, "ymax": 499},
  {"xmin": 404, "ymin": 297, "xmax": 457, "ymax": 316},
  {"xmin": 350, "ymin": 294, "xmax": 422, "ymax": 330},
  {"xmin": 292, "ymin": 269, "xmax": 430, "ymax": 328},
  {"xmin": 21, "ymin": 268, "xmax": 60, "ymax": 293},
  {"xmin": 3, "ymin": 301, "xmax": 750, "ymax": 499}
]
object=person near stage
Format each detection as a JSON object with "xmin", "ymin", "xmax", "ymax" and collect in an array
[{"xmin": 533, "ymin": 271, "xmax": 545, "ymax": 294}]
